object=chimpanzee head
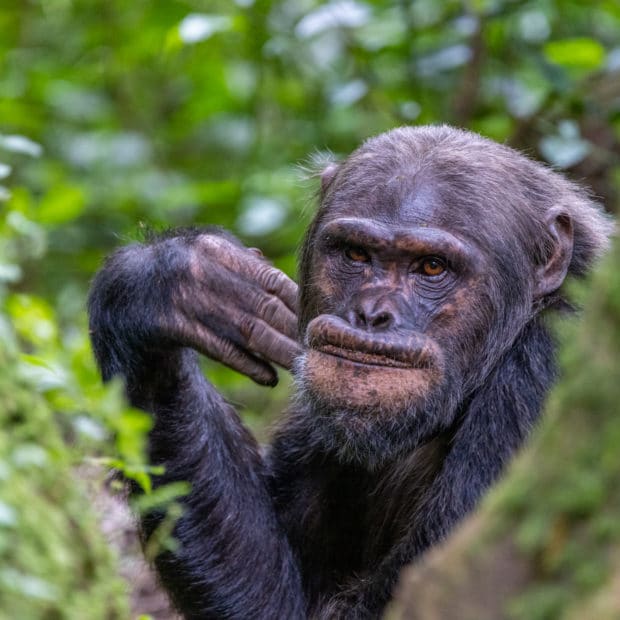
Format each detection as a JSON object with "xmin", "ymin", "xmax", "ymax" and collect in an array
[{"xmin": 293, "ymin": 126, "xmax": 612, "ymax": 466}]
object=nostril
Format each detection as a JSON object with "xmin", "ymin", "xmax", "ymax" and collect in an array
[
  {"xmin": 348, "ymin": 303, "xmax": 396, "ymax": 331},
  {"xmin": 371, "ymin": 312, "xmax": 393, "ymax": 329}
]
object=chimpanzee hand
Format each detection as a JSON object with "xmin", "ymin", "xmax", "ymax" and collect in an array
[{"xmin": 163, "ymin": 231, "xmax": 301, "ymax": 387}]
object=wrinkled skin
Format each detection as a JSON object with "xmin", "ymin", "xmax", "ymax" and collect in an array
[
  {"xmin": 171, "ymin": 232, "xmax": 300, "ymax": 385},
  {"xmin": 300, "ymin": 211, "xmax": 482, "ymax": 415},
  {"xmin": 89, "ymin": 126, "xmax": 612, "ymax": 619}
]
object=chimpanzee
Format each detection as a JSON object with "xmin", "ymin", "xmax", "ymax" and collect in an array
[{"xmin": 89, "ymin": 125, "xmax": 612, "ymax": 619}]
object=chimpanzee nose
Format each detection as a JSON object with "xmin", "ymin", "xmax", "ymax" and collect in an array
[{"xmin": 348, "ymin": 296, "xmax": 396, "ymax": 331}]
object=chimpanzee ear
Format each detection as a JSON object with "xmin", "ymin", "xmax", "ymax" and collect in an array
[
  {"xmin": 320, "ymin": 163, "xmax": 339, "ymax": 197},
  {"xmin": 534, "ymin": 208, "xmax": 574, "ymax": 298}
]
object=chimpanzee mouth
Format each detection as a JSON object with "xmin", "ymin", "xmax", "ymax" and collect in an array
[
  {"xmin": 306, "ymin": 315, "xmax": 434, "ymax": 370},
  {"xmin": 315, "ymin": 343, "xmax": 419, "ymax": 368}
]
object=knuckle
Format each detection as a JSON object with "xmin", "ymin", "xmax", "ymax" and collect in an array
[
  {"xmin": 255, "ymin": 264, "xmax": 280, "ymax": 293},
  {"xmin": 197, "ymin": 234, "xmax": 238, "ymax": 265},
  {"xmin": 256, "ymin": 295, "xmax": 280, "ymax": 323},
  {"xmin": 219, "ymin": 339, "xmax": 240, "ymax": 362},
  {"xmin": 264, "ymin": 270, "xmax": 283, "ymax": 294},
  {"xmin": 238, "ymin": 315, "xmax": 257, "ymax": 342},
  {"xmin": 197, "ymin": 233, "xmax": 227, "ymax": 252}
]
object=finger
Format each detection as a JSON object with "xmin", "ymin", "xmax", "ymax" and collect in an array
[
  {"xmin": 250, "ymin": 290, "xmax": 298, "ymax": 341},
  {"xmin": 239, "ymin": 315, "xmax": 302, "ymax": 370},
  {"xmin": 185, "ymin": 324, "xmax": 278, "ymax": 386},
  {"xmin": 254, "ymin": 264, "xmax": 299, "ymax": 313},
  {"xmin": 196, "ymin": 235, "xmax": 299, "ymax": 312}
]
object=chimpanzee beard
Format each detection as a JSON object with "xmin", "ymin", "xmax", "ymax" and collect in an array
[{"xmin": 287, "ymin": 360, "xmax": 463, "ymax": 471}]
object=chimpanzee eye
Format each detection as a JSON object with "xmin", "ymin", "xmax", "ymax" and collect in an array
[
  {"xmin": 344, "ymin": 247, "xmax": 370, "ymax": 263},
  {"xmin": 420, "ymin": 257, "xmax": 446, "ymax": 277}
]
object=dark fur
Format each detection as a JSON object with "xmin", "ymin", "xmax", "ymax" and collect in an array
[{"xmin": 89, "ymin": 126, "xmax": 612, "ymax": 618}]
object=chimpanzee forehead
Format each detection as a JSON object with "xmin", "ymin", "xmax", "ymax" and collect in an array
[{"xmin": 325, "ymin": 164, "xmax": 498, "ymax": 237}]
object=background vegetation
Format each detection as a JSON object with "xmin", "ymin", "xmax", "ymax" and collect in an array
[{"xmin": 0, "ymin": 0, "xmax": 618, "ymax": 617}]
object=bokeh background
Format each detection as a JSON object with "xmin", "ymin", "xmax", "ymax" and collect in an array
[{"xmin": 0, "ymin": 1, "xmax": 618, "ymax": 618}]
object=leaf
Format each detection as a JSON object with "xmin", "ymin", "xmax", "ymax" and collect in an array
[
  {"xmin": 544, "ymin": 38, "xmax": 606, "ymax": 70},
  {"xmin": 0, "ymin": 263, "xmax": 21, "ymax": 283},
  {"xmin": 0, "ymin": 501, "xmax": 17, "ymax": 527},
  {"xmin": 37, "ymin": 184, "xmax": 86, "ymax": 225},
  {"xmin": 539, "ymin": 121, "xmax": 592, "ymax": 169},
  {"xmin": 8, "ymin": 295, "xmax": 59, "ymax": 350},
  {"xmin": 18, "ymin": 354, "xmax": 55, "ymax": 370},
  {"xmin": 0, "ymin": 135, "xmax": 43, "ymax": 157},
  {"xmin": 131, "ymin": 481, "xmax": 191, "ymax": 513},
  {"xmin": 178, "ymin": 14, "xmax": 232, "ymax": 44},
  {"xmin": 295, "ymin": 0, "xmax": 371, "ymax": 38},
  {"xmin": 0, "ymin": 569, "xmax": 58, "ymax": 601}
]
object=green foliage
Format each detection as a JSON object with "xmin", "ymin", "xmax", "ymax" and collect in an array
[
  {"xmin": 0, "ymin": 341, "xmax": 129, "ymax": 618},
  {"xmin": 544, "ymin": 38, "xmax": 606, "ymax": 71},
  {"xmin": 0, "ymin": 0, "xmax": 618, "ymax": 615}
]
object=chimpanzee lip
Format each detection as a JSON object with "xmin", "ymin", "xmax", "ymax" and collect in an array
[
  {"xmin": 316, "ymin": 343, "xmax": 419, "ymax": 368},
  {"xmin": 306, "ymin": 315, "xmax": 433, "ymax": 369}
]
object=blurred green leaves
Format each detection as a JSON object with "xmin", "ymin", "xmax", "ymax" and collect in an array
[
  {"xmin": 544, "ymin": 37, "xmax": 606, "ymax": 71},
  {"xmin": 0, "ymin": 0, "xmax": 618, "ymax": 616},
  {"xmin": 37, "ymin": 184, "xmax": 86, "ymax": 225}
]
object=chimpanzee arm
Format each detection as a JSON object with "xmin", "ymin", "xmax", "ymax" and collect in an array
[{"xmin": 88, "ymin": 229, "xmax": 306, "ymax": 619}]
